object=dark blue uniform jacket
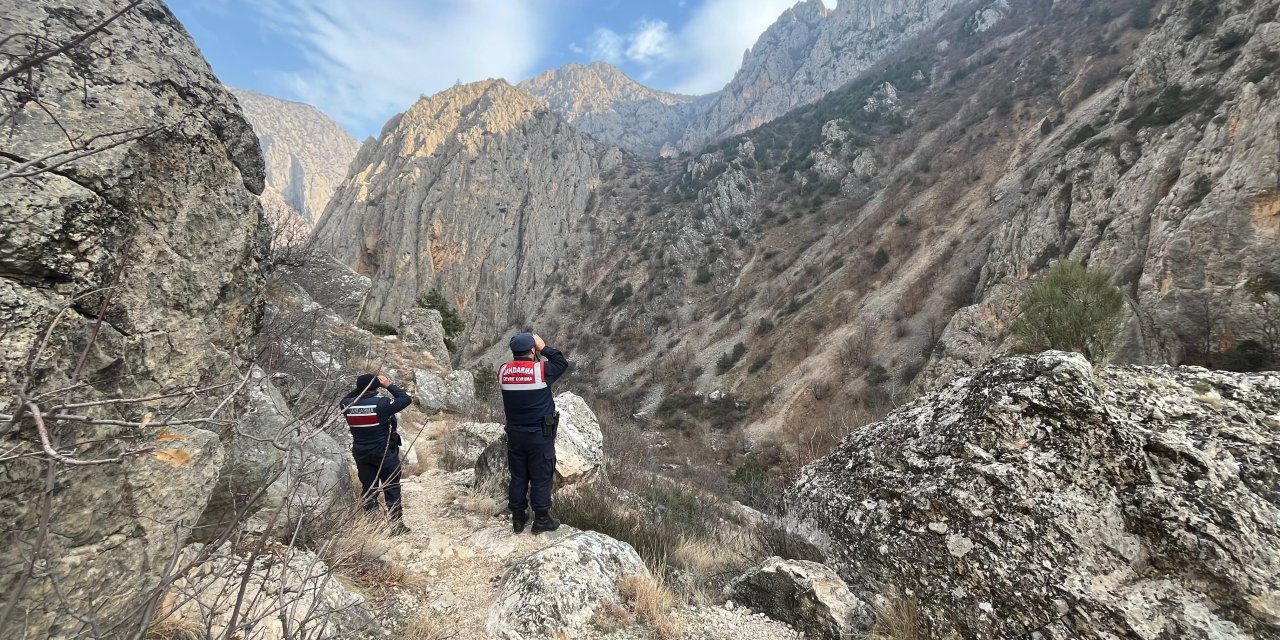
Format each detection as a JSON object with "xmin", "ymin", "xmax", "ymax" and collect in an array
[
  {"xmin": 499, "ymin": 346, "xmax": 569, "ymax": 428},
  {"xmin": 340, "ymin": 384, "xmax": 412, "ymax": 450}
]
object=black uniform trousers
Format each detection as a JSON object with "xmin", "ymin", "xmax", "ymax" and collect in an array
[
  {"xmin": 506, "ymin": 425, "xmax": 556, "ymax": 512},
  {"xmin": 353, "ymin": 444, "xmax": 403, "ymax": 521}
]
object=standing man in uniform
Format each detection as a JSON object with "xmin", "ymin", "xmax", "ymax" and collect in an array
[
  {"xmin": 340, "ymin": 373, "xmax": 413, "ymax": 535},
  {"xmin": 499, "ymin": 333, "xmax": 570, "ymax": 534}
]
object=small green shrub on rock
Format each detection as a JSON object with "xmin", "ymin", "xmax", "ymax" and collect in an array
[{"xmin": 1012, "ymin": 260, "xmax": 1125, "ymax": 362}]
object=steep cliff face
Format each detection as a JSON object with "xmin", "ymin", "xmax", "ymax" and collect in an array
[
  {"xmin": 309, "ymin": 80, "xmax": 622, "ymax": 344},
  {"xmin": 520, "ymin": 61, "xmax": 715, "ymax": 157},
  {"xmin": 0, "ymin": 0, "xmax": 268, "ymax": 636},
  {"xmin": 927, "ymin": 0, "xmax": 1280, "ymax": 381},
  {"xmin": 230, "ymin": 88, "xmax": 359, "ymax": 228},
  {"xmin": 677, "ymin": 0, "xmax": 969, "ymax": 152}
]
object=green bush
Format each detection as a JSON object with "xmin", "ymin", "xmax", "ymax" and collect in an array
[
  {"xmin": 610, "ymin": 283, "xmax": 634, "ymax": 306},
  {"xmin": 1012, "ymin": 261, "xmax": 1126, "ymax": 362},
  {"xmin": 716, "ymin": 342, "xmax": 747, "ymax": 374},
  {"xmin": 358, "ymin": 320, "xmax": 398, "ymax": 336},
  {"xmin": 417, "ymin": 288, "xmax": 465, "ymax": 338},
  {"xmin": 871, "ymin": 247, "xmax": 891, "ymax": 270}
]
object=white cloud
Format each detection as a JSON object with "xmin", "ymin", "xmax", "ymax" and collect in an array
[
  {"xmin": 588, "ymin": 27, "xmax": 625, "ymax": 64},
  {"xmin": 573, "ymin": 0, "xmax": 837, "ymax": 96},
  {"xmin": 625, "ymin": 20, "xmax": 674, "ymax": 63},
  {"xmin": 247, "ymin": 0, "xmax": 546, "ymax": 135}
]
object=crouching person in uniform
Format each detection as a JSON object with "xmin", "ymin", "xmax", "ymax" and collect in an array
[
  {"xmin": 340, "ymin": 373, "xmax": 413, "ymax": 535},
  {"xmin": 499, "ymin": 333, "xmax": 570, "ymax": 534}
]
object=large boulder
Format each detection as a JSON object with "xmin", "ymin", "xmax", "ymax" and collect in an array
[
  {"xmin": 400, "ymin": 308, "xmax": 452, "ymax": 367},
  {"xmin": 275, "ymin": 247, "xmax": 371, "ymax": 322},
  {"xmin": 486, "ymin": 531, "xmax": 649, "ymax": 639},
  {"xmin": 787, "ymin": 352, "xmax": 1280, "ymax": 639},
  {"xmin": 725, "ymin": 557, "xmax": 873, "ymax": 639},
  {"xmin": 443, "ymin": 422, "xmax": 505, "ymax": 468},
  {"xmin": 415, "ymin": 368, "xmax": 476, "ymax": 413},
  {"xmin": 474, "ymin": 392, "xmax": 605, "ymax": 490},
  {"xmin": 197, "ymin": 368, "xmax": 351, "ymax": 539},
  {"xmin": 160, "ymin": 544, "xmax": 374, "ymax": 639},
  {"xmin": 0, "ymin": 0, "xmax": 268, "ymax": 636}
]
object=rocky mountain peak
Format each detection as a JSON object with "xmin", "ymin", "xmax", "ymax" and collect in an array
[
  {"xmin": 678, "ymin": 0, "xmax": 965, "ymax": 151},
  {"xmin": 230, "ymin": 88, "xmax": 358, "ymax": 227},
  {"xmin": 520, "ymin": 61, "xmax": 715, "ymax": 157},
  {"xmin": 310, "ymin": 78, "xmax": 621, "ymax": 341}
]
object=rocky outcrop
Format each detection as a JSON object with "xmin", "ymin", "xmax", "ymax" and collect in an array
[
  {"xmin": 197, "ymin": 368, "xmax": 351, "ymax": 540},
  {"xmin": 520, "ymin": 61, "xmax": 714, "ymax": 157},
  {"xmin": 414, "ymin": 368, "xmax": 476, "ymax": 414},
  {"xmin": 725, "ymin": 557, "xmax": 873, "ymax": 639},
  {"xmin": 273, "ymin": 247, "xmax": 371, "ymax": 322},
  {"xmin": 787, "ymin": 352, "xmax": 1280, "ymax": 638},
  {"xmin": 446, "ymin": 422, "xmax": 505, "ymax": 468},
  {"xmin": 678, "ymin": 0, "xmax": 966, "ymax": 152},
  {"xmin": 400, "ymin": 308, "xmax": 451, "ymax": 366},
  {"xmin": 310, "ymin": 80, "xmax": 622, "ymax": 344},
  {"xmin": 486, "ymin": 531, "xmax": 650, "ymax": 639},
  {"xmin": 230, "ymin": 88, "xmax": 359, "ymax": 225},
  {"xmin": 161, "ymin": 544, "xmax": 375, "ymax": 638},
  {"xmin": 0, "ymin": 0, "xmax": 268, "ymax": 636},
  {"xmin": 474, "ymin": 392, "xmax": 605, "ymax": 489}
]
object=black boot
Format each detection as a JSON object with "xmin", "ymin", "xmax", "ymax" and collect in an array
[
  {"xmin": 390, "ymin": 520, "xmax": 412, "ymax": 536},
  {"xmin": 531, "ymin": 510, "xmax": 560, "ymax": 534},
  {"xmin": 511, "ymin": 509, "xmax": 529, "ymax": 533}
]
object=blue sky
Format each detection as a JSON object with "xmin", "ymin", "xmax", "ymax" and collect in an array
[{"xmin": 168, "ymin": 0, "xmax": 834, "ymax": 138}]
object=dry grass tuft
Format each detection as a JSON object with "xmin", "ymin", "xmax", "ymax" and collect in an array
[
  {"xmin": 142, "ymin": 612, "xmax": 203, "ymax": 640},
  {"xmin": 436, "ymin": 423, "xmax": 474, "ymax": 472},
  {"xmin": 619, "ymin": 574, "xmax": 683, "ymax": 640},
  {"xmin": 401, "ymin": 609, "xmax": 460, "ymax": 640},
  {"xmin": 591, "ymin": 601, "xmax": 636, "ymax": 633},
  {"xmin": 314, "ymin": 512, "xmax": 426, "ymax": 596},
  {"xmin": 866, "ymin": 586, "xmax": 926, "ymax": 640}
]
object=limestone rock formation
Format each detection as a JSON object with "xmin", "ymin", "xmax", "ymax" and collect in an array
[
  {"xmin": 310, "ymin": 79, "xmax": 623, "ymax": 344},
  {"xmin": 230, "ymin": 88, "xmax": 359, "ymax": 226},
  {"xmin": 161, "ymin": 544, "xmax": 375, "ymax": 638},
  {"xmin": 520, "ymin": 61, "xmax": 714, "ymax": 157},
  {"xmin": 414, "ymin": 368, "xmax": 476, "ymax": 414},
  {"xmin": 273, "ymin": 247, "xmax": 371, "ymax": 322},
  {"xmin": 678, "ymin": 0, "xmax": 966, "ymax": 152},
  {"xmin": 928, "ymin": 0, "xmax": 1280, "ymax": 380},
  {"xmin": 725, "ymin": 557, "xmax": 873, "ymax": 639},
  {"xmin": 787, "ymin": 352, "xmax": 1280, "ymax": 638},
  {"xmin": 400, "ymin": 308, "xmax": 451, "ymax": 367},
  {"xmin": 486, "ymin": 531, "xmax": 650, "ymax": 639},
  {"xmin": 447, "ymin": 422, "xmax": 505, "ymax": 468},
  {"xmin": 0, "ymin": 0, "xmax": 268, "ymax": 636},
  {"xmin": 197, "ymin": 368, "xmax": 351, "ymax": 539},
  {"xmin": 474, "ymin": 392, "xmax": 605, "ymax": 490}
]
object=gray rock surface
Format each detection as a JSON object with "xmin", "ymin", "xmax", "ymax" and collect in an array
[
  {"xmin": 230, "ymin": 88, "xmax": 359, "ymax": 225},
  {"xmin": 447, "ymin": 422, "xmax": 505, "ymax": 468},
  {"xmin": 474, "ymin": 392, "xmax": 605, "ymax": 490},
  {"xmin": 196, "ymin": 368, "xmax": 351, "ymax": 540},
  {"xmin": 724, "ymin": 557, "xmax": 873, "ymax": 640},
  {"xmin": 415, "ymin": 368, "xmax": 476, "ymax": 414},
  {"xmin": 273, "ymin": 247, "xmax": 371, "ymax": 322},
  {"xmin": 678, "ymin": 0, "xmax": 966, "ymax": 152},
  {"xmin": 787, "ymin": 352, "xmax": 1280, "ymax": 638},
  {"xmin": 486, "ymin": 531, "xmax": 650, "ymax": 639},
  {"xmin": 400, "ymin": 307, "xmax": 451, "ymax": 367},
  {"xmin": 310, "ymin": 80, "xmax": 623, "ymax": 345},
  {"xmin": 162, "ymin": 544, "xmax": 375, "ymax": 639},
  {"xmin": 0, "ymin": 1, "xmax": 267, "ymax": 636},
  {"xmin": 520, "ymin": 61, "xmax": 715, "ymax": 157}
]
